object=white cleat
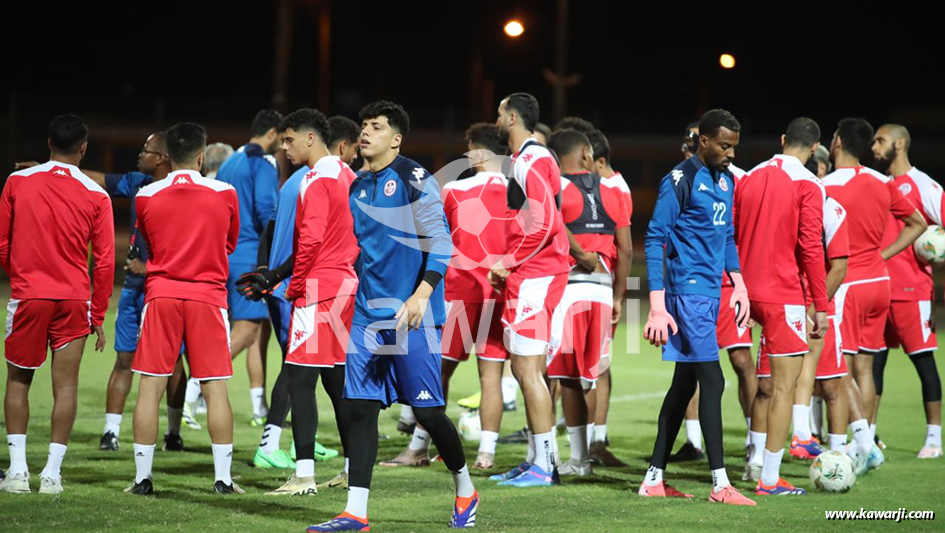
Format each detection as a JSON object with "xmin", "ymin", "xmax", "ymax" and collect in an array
[
  {"xmin": 266, "ymin": 475, "xmax": 318, "ymax": 496},
  {"xmin": 39, "ymin": 476, "xmax": 63, "ymax": 494},
  {"xmin": 557, "ymin": 459, "xmax": 593, "ymax": 477},
  {"xmin": 0, "ymin": 471, "xmax": 31, "ymax": 493},
  {"xmin": 918, "ymin": 445, "xmax": 943, "ymax": 459}
]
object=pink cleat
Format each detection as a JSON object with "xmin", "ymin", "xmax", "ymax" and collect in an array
[
  {"xmin": 918, "ymin": 445, "xmax": 943, "ymax": 459},
  {"xmin": 637, "ymin": 481, "xmax": 693, "ymax": 498},
  {"xmin": 709, "ymin": 485, "xmax": 757, "ymax": 506}
]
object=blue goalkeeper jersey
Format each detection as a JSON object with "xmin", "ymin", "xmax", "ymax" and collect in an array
[
  {"xmin": 267, "ymin": 166, "xmax": 306, "ymax": 302},
  {"xmin": 216, "ymin": 143, "xmax": 278, "ymax": 265},
  {"xmin": 644, "ymin": 155, "xmax": 740, "ymax": 297},
  {"xmin": 349, "ymin": 155, "xmax": 452, "ymax": 327},
  {"xmin": 105, "ymin": 171, "xmax": 153, "ymax": 290}
]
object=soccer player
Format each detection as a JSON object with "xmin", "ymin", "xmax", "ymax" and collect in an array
[
  {"xmin": 126, "ymin": 122, "xmax": 242, "ymax": 495},
  {"xmin": 734, "ymin": 118, "xmax": 830, "ymax": 496},
  {"xmin": 488, "ymin": 93, "xmax": 571, "ymax": 488},
  {"xmin": 823, "ymin": 118, "xmax": 926, "ymax": 472},
  {"xmin": 306, "ymin": 101, "xmax": 477, "ymax": 531},
  {"xmin": 640, "ymin": 109, "xmax": 754, "ymax": 506},
  {"xmin": 548, "ymin": 129, "xmax": 631, "ymax": 476},
  {"xmin": 0, "ymin": 114, "xmax": 114, "ymax": 495},
  {"xmin": 872, "ymin": 124, "xmax": 943, "ymax": 458},
  {"xmin": 248, "ymin": 114, "xmax": 362, "ymax": 473},
  {"xmin": 216, "ymin": 109, "xmax": 283, "ymax": 424}
]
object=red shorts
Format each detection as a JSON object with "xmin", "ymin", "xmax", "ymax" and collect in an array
[
  {"xmin": 502, "ymin": 271, "xmax": 568, "ymax": 356},
  {"xmin": 816, "ymin": 316, "xmax": 847, "ymax": 379},
  {"xmin": 756, "ymin": 333, "xmax": 771, "ymax": 378},
  {"xmin": 884, "ymin": 300, "xmax": 937, "ymax": 355},
  {"xmin": 547, "ymin": 282, "xmax": 612, "ymax": 387},
  {"xmin": 836, "ymin": 279, "xmax": 890, "ymax": 354},
  {"xmin": 717, "ymin": 286, "xmax": 753, "ymax": 350},
  {"xmin": 133, "ymin": 298, "xmax": 232, "ymax": 380},
  {"xmin": 750, "ymin": 301, "xmax": 809, "ymax": 356},
  {"xmin": 442, "ymin": 299, "xmax": 506, "ymax": 362},
  {"xmin": 4, "ymin": 299, "xmax": 90, "ymax": 369},
  {"xmin": 286, "ymin": 296, "xmax": 354, "ymax": 367}
]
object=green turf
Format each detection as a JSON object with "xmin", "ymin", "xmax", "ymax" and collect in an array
[{"xmin": 1, "ymin": 291, "xmax": 943, "ymax": 532}]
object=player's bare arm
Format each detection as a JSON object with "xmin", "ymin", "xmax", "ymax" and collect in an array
[{"xmin": 881, "ymin": 209, "xmax": 927, "ymax": 260}]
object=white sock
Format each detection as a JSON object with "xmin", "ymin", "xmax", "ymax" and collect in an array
[
  {"xmin": 133, "ymin": 443, "xmax": 155, "ymax": 483},
  {"xmin": 760, "ymin": 448, "xmax": 784, "ymax": 487},
  {"xmin": 551, "ymin": 433, "xmax": 560, "ymax": 466},
  {"xmin": 533, "ymin": 431, "xmax": 555, "ymax": 472},
  {"xmin": 7, "ymin": 434, "xmax": 27, "ymax": 475},
  {"xmin": 296, "ymin": 458, "xmax": 315, "ymax": 478},
  {"xmin": 40, "ymin": 443, "xmax": 67, "ymax": 480},
  {"xmin": 829, "ymin": 433, "xmax": 847, "ymax": 452},
  {"xmin": 811, "ymin": 396, "xmax": 824, "ymax": 437},
  {"xmin": 345, "ymin": 486, "xmax": 370, "ymax": 520},
  {"xmin": 926, "ymin": 424, "xmax": 942, "ymax": 447},
  {"xmin": 592, "ymin": 424, "xmax": 608, "ymax": 444},
  {"xmin": 566, "ymin": 426, "xmax": 588, "ymax": 463},
  {"xmin": 104, "ymin": 413, "xmax": 122, "ymax": 437},
  {"xmin": 250, "ymin": 387, "xmax": 267, "ymax": 418},
  {"xmin": 166, "ymin": 407, "xmax": 182, "ymax": 435},
  {"xmin": 792, "ymin": 404, "xmax": 812, "ymax": 441},
  {"xmin": 525, "ymin": 430, "xmax": 536, "ymax": 464},
  {"xmin": 586, "ymin": 423, "xmax": 595, "ymax": 449},
  {"xmin": 850, "ymin": 419, "xmax": 872, "ymax": 454},
  {"xmin": 400, "ymin": 405, "xmax": 416, "ymax": 425},
  {"xmin": 870, "ymin": 423, "xmax": 877, "ymax": 442},
  {"xmin": 212, "ymin": 443, "xmax": 233, "ymax": 485},
  {"xmin": 345, "ymin": 457, "xmax": 350, "ymax": 474},
  {"xmin": 685, "ymin": 419, "xmax": 702, "ymax": 450},
  {"xmin": 643, "ymin": 465, "xmax": 663, "ymax": 486},
  {"xmin": 749, "ymin": 431, "xmax": 766, "ymax": 465},
  {"xmin": 711, "ymin": 467, "xmax": 730, "ymax": 492},
  {"xmin": 185, "ymin": 378, "xmax": 202, "ymax": 404},
  {"xmin": 259, "ymin": 424, "xmax": 282, "ymax": 453},
  {"xmin": 501, "ymin": 377, "xmax": 518, "ymax": 404},
  {"xmin": 408, "ymin": 426, "xmax": 431, "ymax": 452},
  {"xmin": 451, "ymin": 464, "xmax": 475, "ymax": 498},
  {"xmin": 479, "ymin": 430, "xmax": 499, "ymax": 455},
  {"xmin": 744, "ymin": 418, "xmax": 751, "ymax": 447}
]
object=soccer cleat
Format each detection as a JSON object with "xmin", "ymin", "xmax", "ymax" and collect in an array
[
  {"xmin": 918, "ymin": 445, "xmax": 943, "ymax": 459},
  {"xmin": 182, "ymin": 403, "xmax": 202, "ymax": 430},
  {"xmin": 306, "ymin": 513, "xmax": 370, "ymax": 532},
  {"xmin": 379, "ymin": 448, "xmax": 430, "ymax": 467},
  {"xmin": 790, "ymin": 436, "xmax": 825, "ymax": 460},
  {"xmin": 489, "ymin": 461, "xmax": 531, "ymax": 481},
  {"xmin": 163, "ymin": 433, "xmax": 185, "ymax": 452},
  {"xmin": 867, "ymin": 444, "xmax": 885, "ymax": 470},
  {"xmin": 213, "ymin": 480, "xmax": 246, "ymax": 494},
  {"xmin": 667, "ymin": 442, "xmax": 704, "ymax": 463},
  {"xmin": 39, "ymin": 476, "xmax": 63, "ymax": 495},
  {"xmin": 497, "ymin": 427, "xmax": 529, "ymax": 444},
  {"xmin": 0, "ymin": 471, "xmax": 31, "ymax": 493},
  {"xmin": 741, "ymin": 463, "xmax": 762, "ymax": 482},
  {"xmin": 853, "ymin": 450, "xmax": 870, "ymax": 476},
  {"xmin": 316, "ymin": 471, "xmax": 349, "ymax": 490},
  {"xmin": 267, "ymin": 475, "xmax": 317, "ymax": 496},
  {"xmin": 588, "ymin": 442, "xmax": 628, "ymax": 467},
  {"xmin": 457, "ymin": 391, "xmax": 482, "ymax": 409},
  {"xmin": 315, "ymin": 441, "xmax": 340, "ymax": 462},
  {"xmin": 637, "ymin": 481, "xmax": 693, "ymax": 498},
  {"xmin": 755, "ymin": 477, "xmax": 806, "ymax": 496},
  {"xmin": 557, "ymin": 459, "xmax": 593, "ymax": 477},
  {"xmin": 503, "ymin": 399, "xmax": 517, "ymax": 412},
  {"xmin": 450, "ymin": 491, "xmax": 479, "ymax": 528},
  {"xmin": 100, "ymin": 431, "xmax": 120, "ymax": 451},
  {"xmin": 472, "ymin": 451, "xmax": 495, "ymax": 470},
  {"xmin": 124, "ymin": 478, "xmax": 154, "ymax": 495},
  {"xmin": 397, "ymin": 419, "xmax": 417, "ymax": 436},
  {"xmin": 497, "ymin": 463, "xmax": 557, "ymax": 487},
  {"xmin": 250, "ymin": 416, "xmax": 267, "ymax": 427},
  {"xmin": 254, "ymin": 448, "xmax": 296, "ymax": 469},
  {"xmin": 709, "ymin": 485, "xmax": 757, "ymax": 506}
]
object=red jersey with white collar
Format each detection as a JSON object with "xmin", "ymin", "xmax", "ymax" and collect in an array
[
  {"xmin": 560, "ymin": 171, "xmax": 630, "ymax": 271},
  {"xmin": 285, "ymin": 155, "xmax": 359, "ymax": 306},
  {"xmin": 602, "ymin": 171, "xmax": 633, "ymax": 223},
  {"xmin": 881, "ymin": 167, "xmax": 942, "ymax": 301},
  {"xmin": 734, "ymin": 154, "xmax": 828, "ymax": 311},
  {"xmin": 503, "ymin": 138, "xmax": 570, "ymax": 276},
  {"xmin": 136, "ymin": 170, "xmax": 240, "ymax": 308},
  {"xmin": 823, "ymin": 166, "xmax": 917, "ymax": 283},
  {"xmin": 722, "ymin": 164, "xmax": 746, "ymax": 288},
  {"xmin": 441, "ymin": 171, "xmax": 508, "ymax": 302},
  {"xmin": 0, "ymin": 161, "xmax": 115, "ymax": 325},
  {"xmin": 802, "ymin": 197, "xmax": 850, "ymax": 315}
]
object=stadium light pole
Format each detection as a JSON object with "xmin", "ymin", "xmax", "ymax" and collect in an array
[{"xmin": 541, "ymin": 0, "xmax": 580, "ymax": 123}]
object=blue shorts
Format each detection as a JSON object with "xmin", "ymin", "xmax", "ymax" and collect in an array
[
  {"xmin": 267, "ymin": 296, "xmax": 292, "ymax": 357},
  {"xmin": 344, "ymin": 324, "xmax": 446, "ymax": 408},
  {"xmin": 114, "ymin": 288, "xmax": 185, "ymax": 355},
  {"xmin": 662, "ymin": 294, "xmax": 721, "ymax": 363},
  {"xmin": 227, "ymin": 261, "xmax": 269, "ymax": 321}
]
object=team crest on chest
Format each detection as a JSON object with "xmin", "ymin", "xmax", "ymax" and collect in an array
[
  {"xmin": 899, "ymin": 183, "xmax": 912, "ymax": 195},
  {"xmin": 718, "ymin": 176, "xmax": 729, "ymax": 192},
  {"xmin": 384, "ymin": 179, "xmax": 398, "ymax": 197}
]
